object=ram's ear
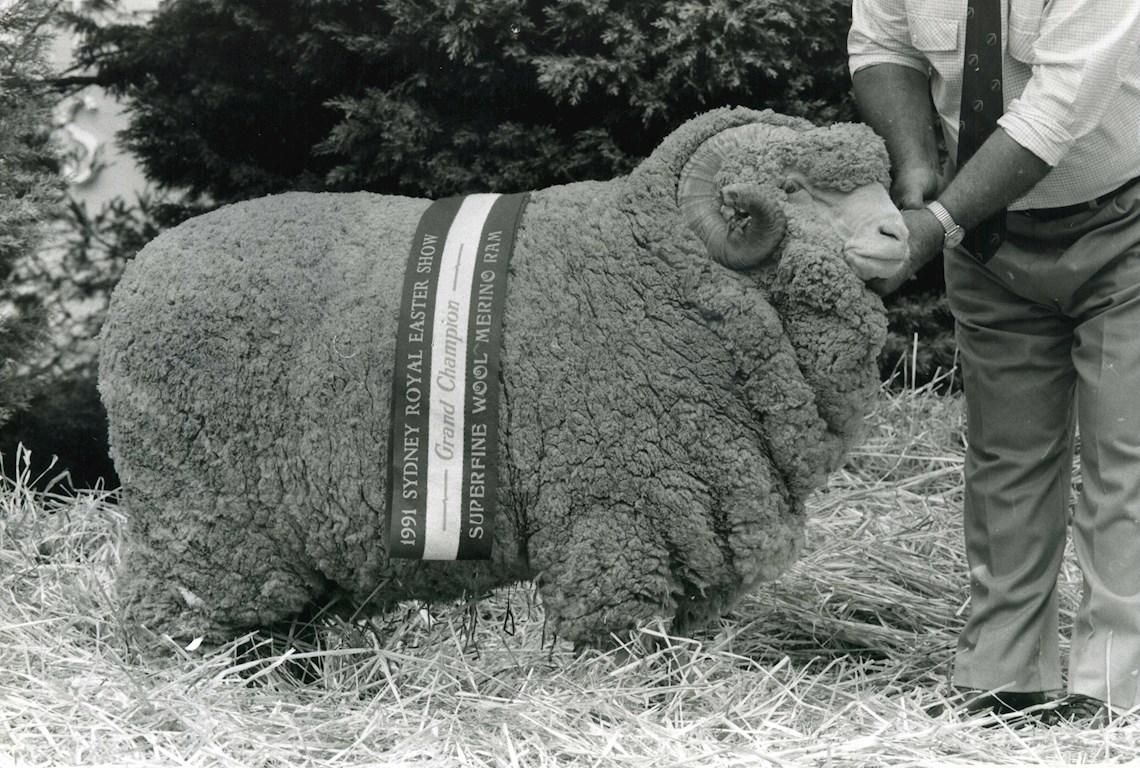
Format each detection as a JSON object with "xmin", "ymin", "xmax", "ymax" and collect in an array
[{"xmin": 677, "ymin": 124, "xmax": 790, "ymax": 270}]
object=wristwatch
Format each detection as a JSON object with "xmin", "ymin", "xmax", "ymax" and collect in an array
[{"xmin": 925, "ymin": 201, "xmax": 965, "ymax": 249}]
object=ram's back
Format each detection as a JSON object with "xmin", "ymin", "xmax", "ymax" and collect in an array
[{"xmin": 99, "ymin": 185, "xmax": 619, "ymax": 606}]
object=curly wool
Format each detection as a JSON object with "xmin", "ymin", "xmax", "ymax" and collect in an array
[
  {"xmin": 99, "ymin": 107, "xmax": 891, "ymax": 642},
  {"xmin": 771, "ymin": 123, "xmax": 893, "ymax": 192}
]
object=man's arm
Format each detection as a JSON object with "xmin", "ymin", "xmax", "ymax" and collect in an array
[
  {"xmin": 856, "ymin": 63, "xmax": 1051, "ymax": 227},
  {"xmin": 854, "ymin": 66, "xmax": 1051, "ymax": 293},
  {"xmin": 853, "ymin": 64, "xmax": 950, "ymax": 294},
  {"xmin": 870, "ymin": 130, "xmax": 1051, "ymax": 295},
  {"xmin": 939, "ymin": 130, "xmax": 1051, "ymax": 232},
  {"xmin": 852, "ymin": 64, "xmax": 941, "ymax": 210}
]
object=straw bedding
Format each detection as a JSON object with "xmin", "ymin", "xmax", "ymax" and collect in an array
[{"xmin": 2, "ymin": 383, "xmax": 1136, "ymax": 767}]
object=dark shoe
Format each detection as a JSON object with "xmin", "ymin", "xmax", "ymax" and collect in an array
[
  {"xmin": 925, "ymin": 688, "xmax": 1052, "ymax": 723},
  {"xmin": 1039, "ymin": 694, "xmax": 1128, "ymax": 728}
]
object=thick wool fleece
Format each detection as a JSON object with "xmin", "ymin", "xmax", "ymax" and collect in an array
[
  {"xmin": 99, "ymin": 107, "xmax": 890, "ymax": 642},
  {"xmin": 713, "ymin": 121, "xmax": 892, "ymax": 484}
]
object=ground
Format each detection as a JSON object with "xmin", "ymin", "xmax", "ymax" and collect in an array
[{"xmin": 1, "ymin": 378, "xmax": 1136, "ymax": 767}]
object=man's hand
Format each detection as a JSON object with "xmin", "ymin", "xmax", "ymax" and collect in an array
[
  {"xmin": 891, "ymin": 165, "xmax": 940, "ymax": 210},
  {"xmin": 867, "ymin": 207, "xmax": 945, "ymax": 296}
]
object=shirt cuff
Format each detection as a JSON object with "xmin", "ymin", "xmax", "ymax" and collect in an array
[
  {"xmin": 849, "ymin": 53, "xmax": 930, "ymax": 77},
  {"xmin": 998, "ymin": 101, "xmax": 1075, "ymax": 167}
]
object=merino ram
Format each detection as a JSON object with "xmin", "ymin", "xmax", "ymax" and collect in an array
[{"xmin": 99, "ymin": 107, "xmax": 909, "ymax": 641}]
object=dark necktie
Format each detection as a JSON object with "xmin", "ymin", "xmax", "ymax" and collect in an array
[{"xmin": 958, "ymin": 0, "xmax": 1005, "ymax": 261}]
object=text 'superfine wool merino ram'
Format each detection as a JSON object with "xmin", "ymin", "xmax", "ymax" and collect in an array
[{"xmin": 99, "ymin": 108, "xmax": 908, "ymax": 642}]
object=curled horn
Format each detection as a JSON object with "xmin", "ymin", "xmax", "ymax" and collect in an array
[{"xmin": 678, "ymin": 123, "xmax": 788, "ymax": 270}]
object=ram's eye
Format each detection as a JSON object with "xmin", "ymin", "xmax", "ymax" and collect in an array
[{"xmin": 781, "ymin": 178, "xmax": 804, "ymax": 194}]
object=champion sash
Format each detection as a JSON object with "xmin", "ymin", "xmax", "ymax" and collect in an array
[{"xmin": 387, "ymin": 193, "xmax": 528, "ymax": 560}]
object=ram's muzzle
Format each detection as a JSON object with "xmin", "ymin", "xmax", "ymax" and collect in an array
[{"xmin": 795, "ymin": 179, "xmax": 909, "ymax": 280}]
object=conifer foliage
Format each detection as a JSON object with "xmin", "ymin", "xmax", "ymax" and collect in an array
[
  {"xmin": 72, "ymin": 0, "xmax": 855, "ymax": 202},
  {"xmin": 0, "ymin": 0, "xmax": 63, "ymax": 426}
]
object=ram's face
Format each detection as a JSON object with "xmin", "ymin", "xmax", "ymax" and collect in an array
[
  {"xmin": 678, "ymin": 121, "xmax": 909, "ymax": 281},
  {"xmin": 781, "ymin": 171, "xmax": 909, "ymax": 280}
]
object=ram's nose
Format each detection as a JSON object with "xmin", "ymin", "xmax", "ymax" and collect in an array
[
  {"xmin": 877, "ymin": 213, "xmax": 909, "ymax": 246},
  {"xmin": 844, "ymin": 213, "xmax": 910, "ymax": 281},
  {"xmin": 869, "ymin": 212, "xmax": 910, "ymax": 270}
]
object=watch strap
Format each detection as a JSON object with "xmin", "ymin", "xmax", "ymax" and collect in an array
[{"xmin": 925, "ymin": 201, "xmax": 957, "ymax": 234}]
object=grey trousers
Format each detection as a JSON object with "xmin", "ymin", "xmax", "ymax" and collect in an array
[{"xmin": 947, "ymin": 181, "xmax": 1140, "ymax": 709}]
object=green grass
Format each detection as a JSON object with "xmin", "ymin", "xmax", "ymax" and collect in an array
[{"xmin": 2, "ymin": 385, "xmax": 1137, "ymax": 767}]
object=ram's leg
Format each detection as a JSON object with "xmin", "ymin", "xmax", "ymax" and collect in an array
[
  {"xmin": 117, "ymin": 481, "xmax": 327, "ymax": 639},
  {"xmin": 641, "ymin": 442, "xmax": 804, "ymax": 637},
  {"xmin": 528, "ymin": 503, "xmax": 678, "ymax": 647}
]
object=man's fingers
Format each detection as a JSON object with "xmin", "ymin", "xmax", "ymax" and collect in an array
[
  {"xmin": 891, "ymin": 167, "xmax": 940, "ymax": 210},
  {"xmin": 895, "ymin": 193, "xmax": 926, "ymax": 211},
  {"xmin": 892, "ymin": 181, "xmax": 932, "ymax": 210}
]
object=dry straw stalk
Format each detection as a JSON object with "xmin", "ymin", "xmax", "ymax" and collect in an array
[{"xmin": 1, "ymin": 384, "xmax": 1136, "ymax": 766}]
